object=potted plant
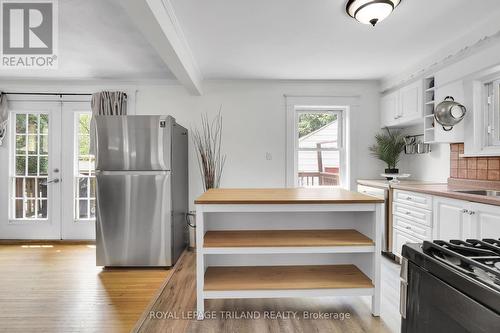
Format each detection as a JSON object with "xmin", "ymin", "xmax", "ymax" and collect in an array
[
  {"xmin": 369, "ymin": 128, "xmax": 405, "ymax": 178},
  {"xmin": 192, "ymin": 111, "xmax": 226, "ymax": 191}
]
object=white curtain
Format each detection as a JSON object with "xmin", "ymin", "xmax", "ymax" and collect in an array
[
  {"xmin": 0, "ymin": 93, "xmax": 8, "ymax": 146},
  {"xmin": 90, "ymin": 91, "xmax": 127, "ymax": 154}
]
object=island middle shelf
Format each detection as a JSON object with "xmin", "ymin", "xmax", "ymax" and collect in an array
[{"xmin": 203, "ymin": 229, "xmax": 375, "ymax": 254}]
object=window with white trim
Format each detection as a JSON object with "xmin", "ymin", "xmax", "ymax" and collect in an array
[{"xmin": 294, "ymin": 109, "xmax": 346, "ymax": 187}]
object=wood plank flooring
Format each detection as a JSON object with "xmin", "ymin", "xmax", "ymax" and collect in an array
[
  {"xmin": 0, "ymin": 243, "xmax": 172, "ymax": 333},
  {"xmin": 137, "ymin": 250, "xmax": 401, "ymax": 333}
]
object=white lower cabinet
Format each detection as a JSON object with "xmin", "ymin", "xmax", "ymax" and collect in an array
[
  {"xmin": 471, "ymin": 202, "xmax": 500, "ymax": 239},
  {"xmin": 393, "ymin": 228, "xmax": 420, "ymax": 258},
  {"xmin": 433, "ymin": 196, "xmax": 472, "ymax": 240},
  {"xmin": 392, "ymin": 189, "xmax": 500, "ymax": 258}
]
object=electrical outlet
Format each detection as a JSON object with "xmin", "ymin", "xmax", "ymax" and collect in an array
[{"xmin": 265, "ymin": 152, "xmax": 272, "ymax": 160}]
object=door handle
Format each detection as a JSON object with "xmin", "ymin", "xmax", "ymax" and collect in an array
[{"xmin": 47, "ymin": 178, "xmax": 60, "ymax": 184}]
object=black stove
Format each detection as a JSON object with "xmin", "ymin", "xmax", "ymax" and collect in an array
[{"xmin": 401, "ymin": 239, "xmax": 500, "ymax": 333}]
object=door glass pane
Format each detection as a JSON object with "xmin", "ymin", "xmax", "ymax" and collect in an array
[
  {"xmin": 27, "ymin": 156, "xmax": 38, "ymax": 175},
  {"xmin": 74, "ymin": 112, "xmax": 95, "ymax": 221},
  {"xmin": 25, "ymin": 178, "xmax": 36, "ymax": 198},
  {"xmin": 16, "ymin": 114, "xmax": 26, "ymax": 133},
  {"xmin": 37, "ymin": 178, "xmax": 48, "ymax": 198},
  {"xmin": 38, "ymin": 200, "xmax": 48, "ymax": 218},
  {"xmin": 10, "ymin": 112, "xmax": 49, "ymax": 220},
  {"xmin": 15, "ymin": 178, "xmax": 23, "ymax": 197},
  {"xmin": 39, "ymin": 157, "xmax": 48, "ymax": 175},
  {"xmin": 78, "ymin": 178, "xmax": 88, "ymax": 198},
  {"xmin": 89, "ymin": 199, "xmax": 96, "ymax": 218},
  {"xmin": 25, "ymin": 199, "xmax": 36, "ymax": 218},
  {"xmin": 16, "ymin": 156, "xmax": 26, "ymax": 175},
  {"xmin": 16, "ymin": 135, "xmax": 26, "ymax": 154},
  {"xmin": 27, "ymin": 135, "xmax": 37, "ymax": 154},
  {"xmin": 28, "ymin": 114, "xmax": 37, "ymax": 134},
  {"xmin": 15, "ymin": 200, "xmax": 23, "ymax": 218},
  {"xmin": 40, "ymin": 114, "xmax": 49, "ymax": 134},
  {"xmin": 78, "ymin": 200, "xmax": 88, "ymax": 219},
  {"xmin": 39, "ymin": 135, "xmax": 48, "ymax": 154}
]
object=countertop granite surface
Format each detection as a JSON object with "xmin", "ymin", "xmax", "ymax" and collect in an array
[{"xmin": 357, "ymin": 178, "xmax": 500, "ymax": 206}]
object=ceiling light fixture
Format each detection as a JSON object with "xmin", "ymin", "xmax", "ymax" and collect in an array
[{"xmin": 346, "ymin": 0, "xmax": 401, "ymax": 26}]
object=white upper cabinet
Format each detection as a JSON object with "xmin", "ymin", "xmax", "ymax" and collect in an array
[
  {"xmin": 380, "ymin": 80, "xmax": 423, "ymax": 128},
  {"xmin": 399, "ymin": 80, "xmax": 423, "ymax": 124},
  {"xmin": 380, "ymin": 90, "xmax": 399, "ymax": 127}
]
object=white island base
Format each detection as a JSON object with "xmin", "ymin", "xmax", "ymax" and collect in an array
[{"xmin": 194, "ymin": 188, "xmax": 383, "ymax": 320}]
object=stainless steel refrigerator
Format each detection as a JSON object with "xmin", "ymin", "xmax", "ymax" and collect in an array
[{"xmin": 94, "ymin": 115, "xmax": 188, "ymax": 267}]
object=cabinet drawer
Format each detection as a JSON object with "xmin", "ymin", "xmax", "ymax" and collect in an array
[
  {"xmin": 393, "ymin": 228, "xmax": 421, "ymax": 258},
  {"xmin": 393, "ymin": 202, "xmax": 432, "ymax": 227},
  {"xmin": 394, "ymin": 215, "xmax": 431, "ymax": 240},
  {"xmin": 394, "ymin": 190, "xmax": 432, "ymax": 210},
  {"xmin": 357, "ymin": 185, "xmax": 386, "ymax": 199}
]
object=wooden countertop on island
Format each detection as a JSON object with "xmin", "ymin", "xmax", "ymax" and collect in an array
[{"xmin": 195, "ymin": 188, "xmax": 384, "ymax": 204}]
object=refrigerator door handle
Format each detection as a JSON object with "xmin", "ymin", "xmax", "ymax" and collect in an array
[{"xmin": 96, "ymin": 170, "xmax": 170, "ymax": 176}]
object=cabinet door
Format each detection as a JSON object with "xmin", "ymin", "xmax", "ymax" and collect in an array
[
  {"xmin": 380, "ymin": 90, "xmax": 399, "ymax": 128},
  {"xmin": 433, "ymin": 196, "xmax": 471, "ymax": 240},
  {"xmin": 470, "ymin": 202, "xmax": 500, "ymax": 239},
  {"xmin": 393, "ymin": 228, "xmax": 420, "ymax": 258},
  {"xmin": 399, "ymin": 80, "xmax": 422, "ymax": 125}
]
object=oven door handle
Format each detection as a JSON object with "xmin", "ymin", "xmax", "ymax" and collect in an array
[{"xmin": 400, "ymin": 258, "xmax": 408, "ymax": 319}]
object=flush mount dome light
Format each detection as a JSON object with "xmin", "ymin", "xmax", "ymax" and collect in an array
[{"xmin": 346, "ymin": 0, "xmax": 401, "ymax": 26}]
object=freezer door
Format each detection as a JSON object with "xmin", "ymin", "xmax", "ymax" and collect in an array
[
  {"xmin": 95, "ymin": 115, "xmax": 173, "ymax": 171},
  {"xmin": 96, "ymin": 171, "xmax": 172, "ymax": 266}
]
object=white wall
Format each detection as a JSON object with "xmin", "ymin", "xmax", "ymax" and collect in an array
[
  {"xmin": 134, "ymin": 80, "xmax": 383, "ymax": 206},
  {"xmin": 0, "ymin": 79, "xmax": 382, "ymax": 218}
]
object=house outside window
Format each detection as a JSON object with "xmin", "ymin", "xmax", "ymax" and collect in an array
[{"xmin": 297, "ymin": 111, "xmax": 342, "ymax": 187}]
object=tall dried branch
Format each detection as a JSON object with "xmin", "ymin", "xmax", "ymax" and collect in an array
[{"xmin": 192, "ymin": 109, "xmax": 226, "ymax": 191}]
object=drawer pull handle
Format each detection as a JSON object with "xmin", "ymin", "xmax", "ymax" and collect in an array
[
  {"xmin": 405, "ymin": 211, "xmax": 411, "ymax": 215},
  {"xmin": 406, "ymin": 197, "xmax": 412, "ymax": 200},
  {"xmin": 405, "ymin": 226, "xmax": 412, "ymax": 230}
]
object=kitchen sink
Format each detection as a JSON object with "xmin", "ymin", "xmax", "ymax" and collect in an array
[{"xmin": 453, "ymin": 190, "xmax": 500, "ymax": 197}]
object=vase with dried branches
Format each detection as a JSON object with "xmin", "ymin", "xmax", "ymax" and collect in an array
[{"xmin": 192, "ymin": 111, "xmax": 226, "ymax": 191}]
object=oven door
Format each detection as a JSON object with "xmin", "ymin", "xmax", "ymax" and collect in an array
[{"xmin": 401, "ymin": 261, "xmax": 500, "ymax": 333}]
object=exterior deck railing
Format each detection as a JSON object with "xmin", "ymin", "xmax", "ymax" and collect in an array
[{"xmin": 298, "ymin": 172, "xmax": 339, "ymax": 186}]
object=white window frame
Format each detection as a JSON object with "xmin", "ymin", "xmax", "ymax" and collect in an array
[
  {"xmin": 485, "ymin": 80, "xmax": 500, "ymax": 147},
  {"xmin": 286, "ymin": 98, "xmax": 350, "ymax": 189}
]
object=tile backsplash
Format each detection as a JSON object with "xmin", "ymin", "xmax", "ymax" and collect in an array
[{"xmin": 450, "ymin": 143, "xmax": 500, "ymax": 180}]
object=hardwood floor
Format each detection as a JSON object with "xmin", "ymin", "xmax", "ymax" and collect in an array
[
  {"xmin": 0, "ymin": 243, "xmax": 172, "ymax": 333},
  {"xmin": 137, "ymin": 250, "xmax": 401, "ymax": 333}
]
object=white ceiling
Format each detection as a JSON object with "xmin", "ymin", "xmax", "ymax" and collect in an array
[
  {"xmin": 0, "ymin": 0, "xmax": 173, "ymax": 80},
  {"xmin": 171, "ymin": 0, "xmax": 500, "ymax": 80}
]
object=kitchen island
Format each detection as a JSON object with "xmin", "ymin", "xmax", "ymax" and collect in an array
[{"xmin": 194, "ymin": 188, "xmax": 384, "ymax": 320}]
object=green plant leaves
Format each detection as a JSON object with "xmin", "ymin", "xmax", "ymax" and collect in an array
[{"xmin": 369, "ymin": 128, "xmax": 406, "ymax": 169}]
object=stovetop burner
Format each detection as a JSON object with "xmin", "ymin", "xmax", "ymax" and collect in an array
[{"xmin": 423, "ymin": 238, "xmax": 500, "ymax": 292}]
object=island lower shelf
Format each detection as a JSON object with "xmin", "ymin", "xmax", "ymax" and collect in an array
[{"xmin": 205, "ymin": 264, "xmax": 373, "ymax": 290}]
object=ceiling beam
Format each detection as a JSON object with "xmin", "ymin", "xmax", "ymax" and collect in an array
[{"xmin": 118, "ymin": 0, "xmax": 203, "ymax": 95}]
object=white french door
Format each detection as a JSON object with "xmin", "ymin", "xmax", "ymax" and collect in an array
[
  {"xmin": 61, "ymin": 102, "xmax": 95, "ymax": 240},
  {"xmin": 2, "ymin": 100, "xmax": 95, "ymax": 240}
]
